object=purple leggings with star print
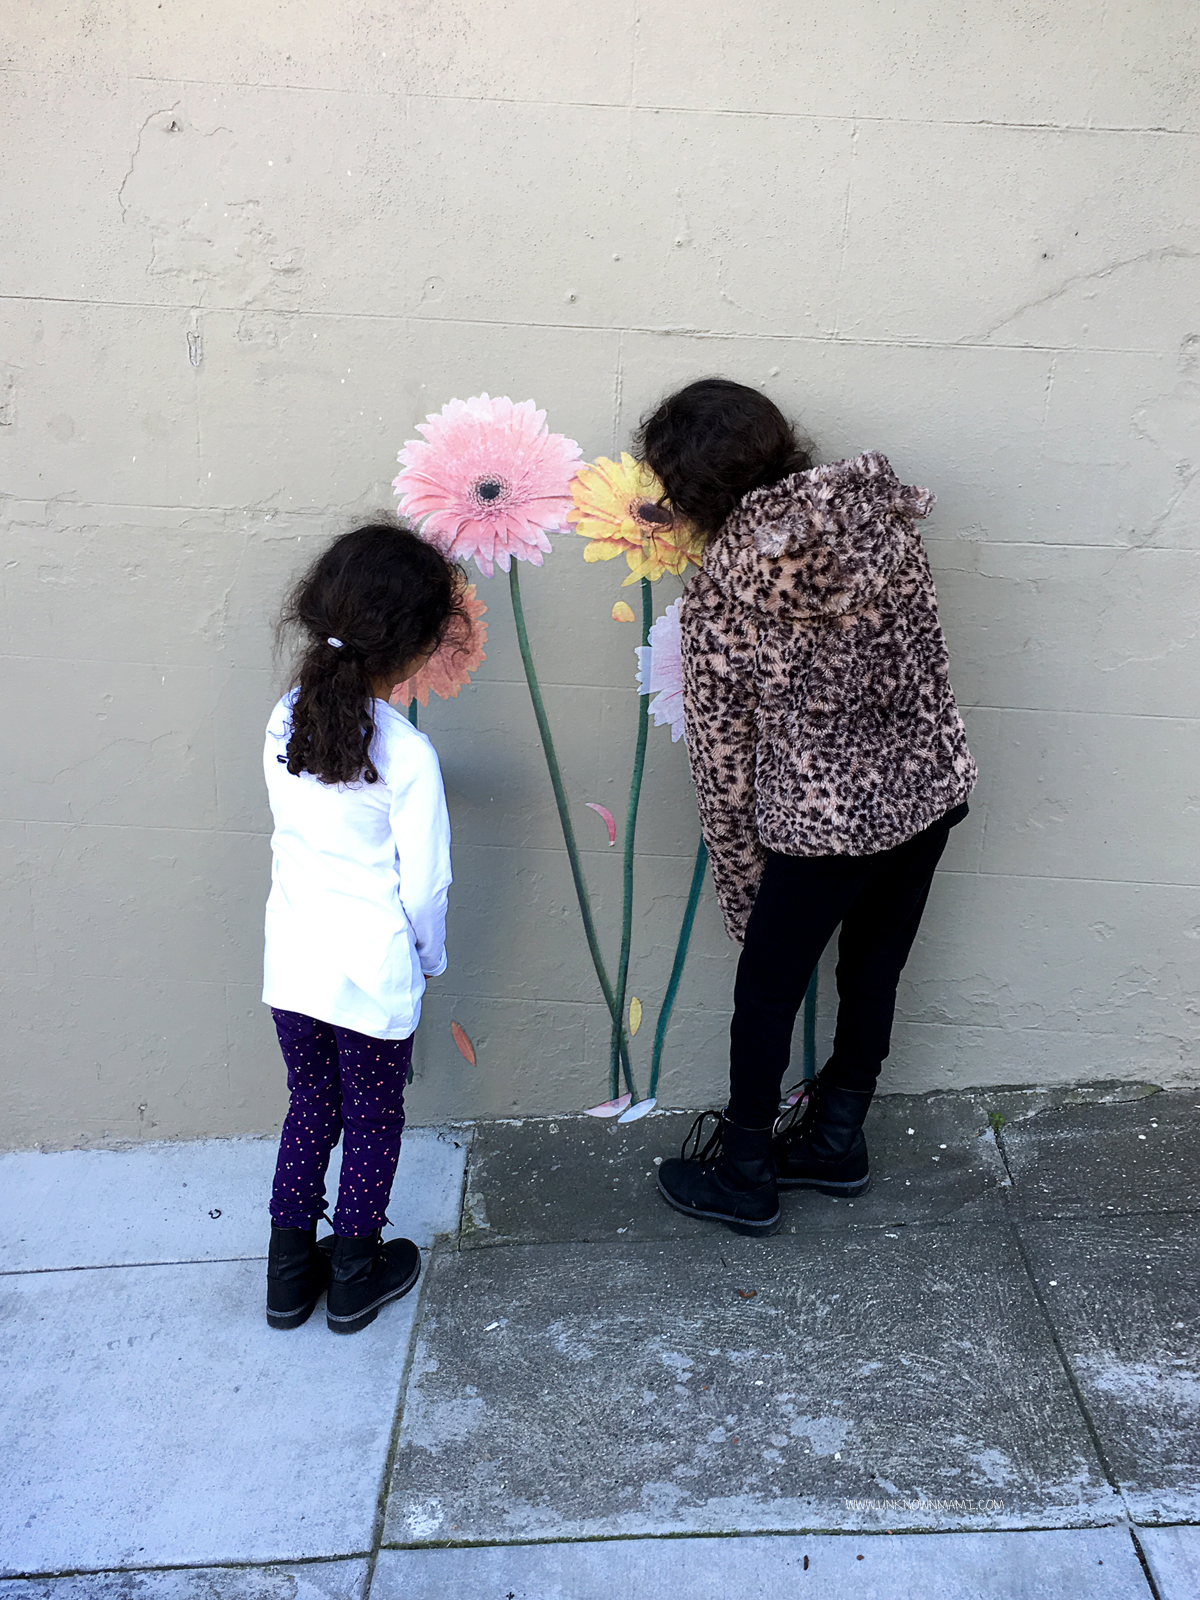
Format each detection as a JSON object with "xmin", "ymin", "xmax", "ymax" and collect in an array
[{"xmin": 269, "ymin": 1007, "xmax": 412, "ymax": 1236}]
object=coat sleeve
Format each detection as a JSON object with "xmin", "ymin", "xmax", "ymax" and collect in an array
[
  {"xmin": 680, "ymin": 581, "xmax": 765, "ymax": 944},
  {"xmin": 389, "ymin": 739, "xmax": 453, "ymax": 978}
]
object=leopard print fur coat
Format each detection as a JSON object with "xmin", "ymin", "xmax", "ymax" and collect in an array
[{"xmin": 679, "ymin": 451, "xmax": 977, "ymax": 942}]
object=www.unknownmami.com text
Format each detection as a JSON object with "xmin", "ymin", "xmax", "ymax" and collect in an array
[{"xmin": 843, "ymin": 1498, "xmax": 1005, "ymax": 1513}]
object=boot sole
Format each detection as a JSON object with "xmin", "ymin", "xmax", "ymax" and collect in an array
[
  {"xmin": 326, "ymin": 1256, "xmax": 421, "ymax": 1334},
  {"xmin": 777, "ymin": 1173, "xmax": 872, "ymax": 1196},
  {"xmin": 266, "ymin": 1296, "xmax": 320, "ymax": 1330},
  {"xmin": 656, "ymin": 1174, "xmax": 782, "ymax": 1236}
]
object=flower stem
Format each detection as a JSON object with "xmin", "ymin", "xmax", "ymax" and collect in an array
[
  {"xmin": 802, "ymin": 966, "xmax": 818, "ymax": 1080},
  {"xmin": 648, "ymin": 837, "xmax": 708, "ymax": 1101},
  {"xmin": 611, "ymin": 577, "xmax": 653, "ymax": 1097},
  {"xmin": 508, "ymin": 563, "xmax": 634, "ymax": 1096},
  {"xmin": 407, "ymin": 700, "xmax": 419, "ymax": 728}
]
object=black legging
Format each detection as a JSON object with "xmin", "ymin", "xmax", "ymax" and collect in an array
[{"xmin": 727, "ymin": 807, "xmax": 964, "ymax": 1127}]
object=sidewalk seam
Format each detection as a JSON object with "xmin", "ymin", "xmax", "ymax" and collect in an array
[
  {"xmin": 0, "ymin": 1553, "xmax": 373, "ymax": 1583},
  {"xmin": 1011, "ymin": 1216, "xmax": 1139, "ymax": 1529},
  {"xmin": 997, "ymin": 1111, "xmax": 1171, "ymax": 1600},
  {"xmin": 377, "ymin": 1520, "xmax": 1133, "ymax": 1553},
  {"xmin": 363, "ymin": 1229, "xmax": 467, "ymax": 1595},
  {"xmin": 1128, "ymin": 1527, "xmax": 1167, "ymax": 1600},
  {"xmin": 0, "ymin": 1255, "xmax": 271, "ymax": 1276}
]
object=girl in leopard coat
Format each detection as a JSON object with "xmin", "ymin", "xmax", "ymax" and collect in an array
[{"xmin": 642, "ymin": 379, "xmax": 977, "ymax": 1236}]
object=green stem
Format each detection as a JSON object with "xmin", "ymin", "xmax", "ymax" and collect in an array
[
  {"xmin": 407, "ymin": 699, "xmax": 419, "ymax": 728},
  {"xmin": 648, "ymin": 838, "xmax": 708, "ymax": 1101},
  {"xmin": 610, "ymin": 577, "xmax": 652, "ymax": 1098},
  {"xmin": 802, "ymin": 966, "xmax": 818, "ymax": 1080},
  {"xmin": 508, "ymin": 563, "xmax": 634, "ymax": 1096}
]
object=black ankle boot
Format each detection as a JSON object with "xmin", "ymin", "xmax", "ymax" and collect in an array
[
  {"xmin": 266, "ymin": 1223, "xmax": 332, "ymax": 1329},
  {"xmin": 326, "ymin": 1232, "xmax": 421, "ymax": 1334},
  {"xmin": 773, "ymin": 1074, "xmax": 873, "ymax": 1196},
  {"xmin": 657, "ymin": 1112, "xmax": 781, "ymax": 1236}
]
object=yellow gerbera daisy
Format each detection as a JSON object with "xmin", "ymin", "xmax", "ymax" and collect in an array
[{"xmin": 567, "ymin": 453, "xmax": 705, "ymax": 586}]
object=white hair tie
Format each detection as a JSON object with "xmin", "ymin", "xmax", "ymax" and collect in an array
[{"xmin": 327, "ymin": 636, "xmax": 344, "ymax": 649}]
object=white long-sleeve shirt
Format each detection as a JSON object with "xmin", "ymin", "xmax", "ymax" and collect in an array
[{"xmin": 261, "ymin": 691, "xmax": 452, "ymax": 1039}]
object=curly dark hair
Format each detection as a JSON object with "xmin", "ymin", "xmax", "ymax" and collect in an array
[
  {"xmin": 634, "ymin": 377, "xmax": 815, "ymax": 539},
  {"xmin": 276, "ymin": 520, "xmax": 467, "ymax": 786}
]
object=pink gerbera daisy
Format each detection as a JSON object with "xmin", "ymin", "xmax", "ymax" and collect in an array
[{"xmin": 393, "ymin": 394, "xmax": 582, "ymax": 578}]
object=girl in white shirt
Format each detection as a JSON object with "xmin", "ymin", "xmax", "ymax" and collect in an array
[{"xmin": 262, "ymin": 522, "xmax": 464, "ymax": 1335}]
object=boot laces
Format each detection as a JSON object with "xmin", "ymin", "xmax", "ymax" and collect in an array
[
  {"xmin": 773, "ymin": 1078, "xmax": 821, "ymax": 1141},
  {"xmin": 680, "ymin": 1109, "xmax": 725, "ymax": 1165}
]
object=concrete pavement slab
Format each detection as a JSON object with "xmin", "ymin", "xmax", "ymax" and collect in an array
[
  {"xmin": 5, "ymin": 1129, "xmax": 468, "ymax": 1271},
  {"xmin": 373, "ymin": 1527, "xmax": 1150, "ymax": 1599},
  {"xmin": 999, "ymin": 1091, "xmax": 1200, "ymax": 1219},
  {"xmin": 1019, "ymin": 1215, "xmax": 1200, "ymax": 1523},
  {"xmin": 0, "ymin": 1560, "xmax": 367, "ymax": 1598},
  {"xmin": 1139, "ymin": 1526, "xmax": 1200, "ymax": 1600},
  {"xmin": 384, "ymin": 1228, "xmax": 1116, "ymax": 1544},
  {"xmin": 0, "ymin": 1258, "xmax": 420, "ymax": 1575},
  {"xmin": 461, "ymin": 1095, "xmax": 1009, "ymax": 1249}
]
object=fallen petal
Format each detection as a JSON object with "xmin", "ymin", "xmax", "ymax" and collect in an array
[
  {"xmin": 629, "ymin": 996, "xmax": 643, "ymax": 1036},
  {"xmin": 585, "ymin": 802, "xmax": 617, "ymax": 845},
  {"xmin": 618, "ymin": 1096, "xmax": 658, "ymax": 1123},
  {"xmin": 611, "ymin": 600, "xmax": 636, "ymax": 623},
  {"xmin": 583, "ymin": 1093, "xmax": 632, "ymax": 1118},
  {"xmin": 450, "ymin": 1021, "xmax": 476, "ymax": 1066}
]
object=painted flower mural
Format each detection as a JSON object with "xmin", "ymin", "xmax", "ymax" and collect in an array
[
  {"xmin": 567, "ymin": 452, "xmax": 704, "ymax": 585},
  {"xmin": 635, "ymin": 596, "xmax": 686, "ymax": 744},
  {"xmin": 393, "ymin": 396, "xmax": 814, "ymax": 1113},
  {"xmin": 394, "ymin": 394, "xmax": 581, "ymax": 577},
  {"xmin": 391, "ymin": 584, "xmax": 488, "ymax": 710},
  {"xmin": 395, "ymin": 396, "xmax": 636, "ymax": 1098}
]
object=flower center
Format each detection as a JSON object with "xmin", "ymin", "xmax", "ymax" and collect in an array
[
  {"xmin": 473, "ymin": 476, "xmax": 509, "ymax": 505},
  {"xmin": 634, "ymin": 499, "xmax": 673, "ymax": 528}
]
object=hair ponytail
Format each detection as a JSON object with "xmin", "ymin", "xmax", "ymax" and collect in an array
[{"xmin": 276, "ymin": 520, "xmax": 466, "ymax": 786}]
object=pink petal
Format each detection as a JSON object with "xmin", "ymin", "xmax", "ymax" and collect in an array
[
  {"xmin": 585, "ymin": 803, "xmax": 617, "ymax": 846},
  {"xmin": 583, "ymin": 1093, "xmax": 632, "ymax": 1118}
]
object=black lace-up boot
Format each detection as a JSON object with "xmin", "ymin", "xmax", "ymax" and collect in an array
[
  {"xmin": 266, "ymin": 1223, "xmax": 332, "ymax": 1330},
  {"xmin": 773, "ymin": 1073, "xmax": 873, "ymax": 1196},
  {"xmin": 657, "ymin": 1111, "xmax": 781, "ymax": 1236},
  {"xmin": 326, "ymin": 1231, "xmax": 421, "ymax": 1334}
]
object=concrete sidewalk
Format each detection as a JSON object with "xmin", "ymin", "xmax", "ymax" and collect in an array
[{"xmin": 3, "ymin": 1083, "xmax": 1198, "ymax": 1598}]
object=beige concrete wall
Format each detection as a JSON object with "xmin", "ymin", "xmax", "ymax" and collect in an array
[{"xmin": 2, "ymin": 2, "xmax": 1198, "ymax": 1148}]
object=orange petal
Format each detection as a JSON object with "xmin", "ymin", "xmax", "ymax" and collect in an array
[
  {"xmin": 450, "ymin": 1021, "xmax": 476, "ymax": 1067},
  {"xmin": 585, "ymin": 802, "xmax": 617, "ymax": 845},
  {"xmin": 611, "ymin": 601, "xmax": 635, "ymax": 622}
]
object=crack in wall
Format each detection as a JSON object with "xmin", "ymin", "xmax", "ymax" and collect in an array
[
  {"xmin": 117, "ymin": 104, "xmax": 182, "ymax": 223},
  {"xmin": 970, "ymin": 247, "xmax": 1200, "ymax": 344}
]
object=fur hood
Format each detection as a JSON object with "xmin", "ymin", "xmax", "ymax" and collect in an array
[
  {"xmin": 677, "ymin": 450, "xmax": 975, "ymax": 941},
  {"xmin": 702, "ymin": 452, "xmax": 936, "ymax": 622}
]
